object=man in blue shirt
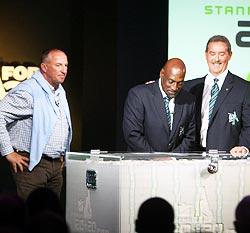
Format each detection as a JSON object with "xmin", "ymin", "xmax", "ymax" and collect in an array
[{"xmin": 0, "ymin": 48, "xmax": 72, "ymax": 200}]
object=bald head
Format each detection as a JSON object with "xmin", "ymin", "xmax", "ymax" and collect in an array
[
  {"xmin": 160, "ymin": 58, "xmax": 186, "ymax": 98},
  {"xmin": 162, "ymin": 58, "xmax": 186, "ymax": 77}
]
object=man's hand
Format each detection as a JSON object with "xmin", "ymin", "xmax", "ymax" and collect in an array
[
  {"xmin": 60, "ymin": 156, "xmax": 65, "ymax": 170},
  {"xmin": 230, "ymin": 146, "xmax": 249, "ymax": 158},
  {"xmin": 145, "ymin": 80, "xmax": 155, "ymax": 84},
  {"xmin": 5, "ymin": 152, "xmax": 29, "ymax": 173}
]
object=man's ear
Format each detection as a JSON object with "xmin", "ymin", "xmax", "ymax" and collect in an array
[
  {"xmin": 160, "ymin": 68, "xmax": 164, "ymax": 77},
  {"xmin": 40, "ymin": 63, "xmax": 47, "ymax": 73}
]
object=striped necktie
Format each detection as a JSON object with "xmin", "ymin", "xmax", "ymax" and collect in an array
[
  {"xmin": 209, "ymin": 78, "xmax": 219, "ymax": 121},
  {"xmin": 163, "ymin": 96, "xmax": 172, "ymax": 130}
]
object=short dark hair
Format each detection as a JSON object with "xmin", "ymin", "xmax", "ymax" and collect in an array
[
  {"xmin": 136, "ymin": 197, "xmax": 175, "ymax": 233},
  {"xmin": 205, "ymin": 35, "xmax": 232, "ymax": 53},
  {"xmin": 40, "ymin": 48, "xmax": 65, "ymax": 63}
]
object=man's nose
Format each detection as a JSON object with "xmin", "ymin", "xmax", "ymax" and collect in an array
[
  {"xmin": 61, "ymin": 66, "xmax": 68, "ymax": 74},
  {"xmin": 215, "ymin": 55, "xmax": 220, "ymax": 62},
  {"xmin": 171, "ymin": 83, "xmax": 178, "ymax": 91}
]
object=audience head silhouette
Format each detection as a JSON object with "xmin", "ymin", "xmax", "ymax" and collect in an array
[
  {"xmin": 234, "ymin": 195, "xmax": 250, "ymax": 233},
  {"xmin": 25, "ymin": 187, "xmax": 63, "ymax": 217},
  {"xmin": 135, "ymin": 197, "xmax": 175, "ymax": 233}
]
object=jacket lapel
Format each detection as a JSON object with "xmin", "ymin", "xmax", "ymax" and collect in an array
[
  {"xmin": 209, "ymin": 72, "xmax": 233, "ymax": 125},
  {"xmin": 194, "ymin": 78, "xmax": 205, "ymax": 131},
  {"xmin": 170, "ymin": 99, "xmax": 183, "ymax": 140},
  {"xmin": 152, "ymin": 80, "xmax": 171, "ymax": 135}
]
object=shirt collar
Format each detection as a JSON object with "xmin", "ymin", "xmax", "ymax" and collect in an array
[
  {"xmin": 44, "ymin": 79, "xmax": 61, "ymax": 95},
  {"xmin": 158, "ymin": 78, "xmax": 175, "ymax": 103},
  {"xmin": 205, "ymin": 69, "xmax": 228, "ymax": 89},
  {"xmin": 159, "ymin": 78, "xmax": 166, "ymax": 98}
]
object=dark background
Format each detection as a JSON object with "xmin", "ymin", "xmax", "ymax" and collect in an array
[{"xmin": 0, "ymin": 0, "xmax": 168, "ymax": 201}]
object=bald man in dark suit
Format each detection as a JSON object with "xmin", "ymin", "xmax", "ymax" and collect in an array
[{"xmin": 123, "ymin": 58, "xmax": 196, "ymax": 152}]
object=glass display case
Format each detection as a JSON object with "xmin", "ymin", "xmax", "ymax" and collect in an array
[{"xmin": 66, "ymin": 151, "xmax": 250, "ymax": 233}]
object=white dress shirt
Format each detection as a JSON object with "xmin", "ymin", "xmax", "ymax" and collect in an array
[
  {"xmin": 200, "ymin": 69, "xmax": 228, "ymax": 147},
  {"xmin": 159, "ymin": 79, "xmax": 175, "ymax": 130}
]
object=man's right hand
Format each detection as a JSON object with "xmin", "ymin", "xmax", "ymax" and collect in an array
[
  {"xmin": 145, "ymin": 80, "xmax": 155, "ymax": 84},
  {"xmin": 230, "ymin": 146, "xmax": 249, "ymax": 158},
  {"xmin": 5, "ymin": 152, "xmax": 29, "ymax": 173}
]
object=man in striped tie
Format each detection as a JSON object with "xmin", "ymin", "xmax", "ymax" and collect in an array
[
  {"xmin": 123, "ymin": 58, "xmax": 196, "ymax": 152},
  {"xmin": 184, "ymin": 35, "xmax": 250, "ymax": 155}
]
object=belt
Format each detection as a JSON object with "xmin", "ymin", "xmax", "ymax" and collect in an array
[
  {"xmin": 14, "ymin": 148, "xmax": 64, "ymax": 161},
  {"xmin": 42, "ymin": 154, "xmax": 64, "ymax": 161}
]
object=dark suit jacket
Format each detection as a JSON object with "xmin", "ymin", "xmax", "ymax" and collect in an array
[
  {"xmin": 123, "ymin": 80, "xmax": 196, "ymax": 152},
  {"xmin": 184, "ymin": 71, "xmax": 250, "ymax": 152}
]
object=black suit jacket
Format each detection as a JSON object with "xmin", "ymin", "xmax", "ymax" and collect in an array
[
  {"xmin": 184, "ymin": 71, "xmax": 250, "ymax": 152},
  {"xmin": 123, "ymin": 80, "xmax": 196, "ymax": 152}
]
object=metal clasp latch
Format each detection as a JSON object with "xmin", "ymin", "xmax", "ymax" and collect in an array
[{"xmin": 207, "ymin": 150, "xmax": 219, "ymax": 174}]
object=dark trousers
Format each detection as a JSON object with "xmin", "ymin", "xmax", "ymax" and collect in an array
[{"xmin": 11, "ymin": 153, "xmax": 63, "ymax": 201}]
